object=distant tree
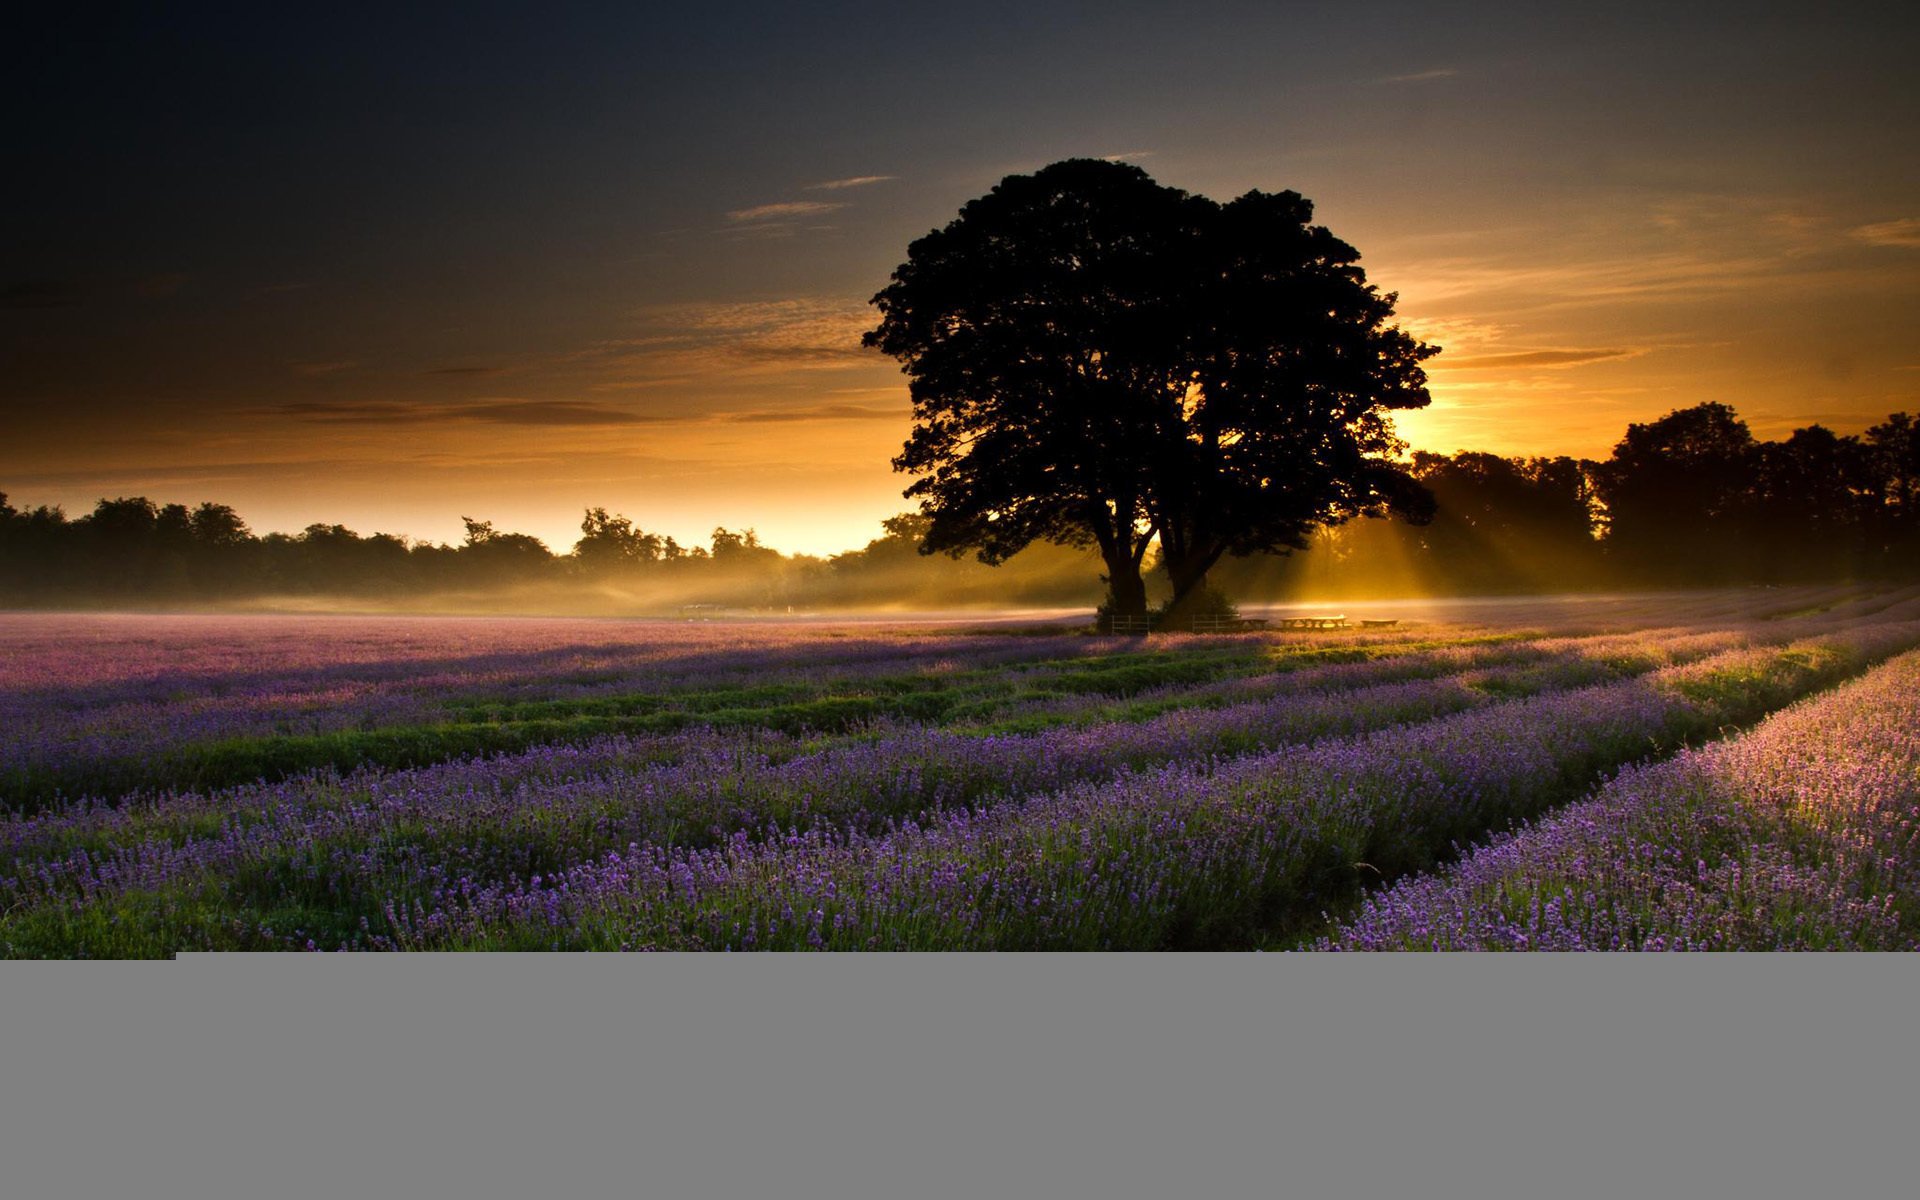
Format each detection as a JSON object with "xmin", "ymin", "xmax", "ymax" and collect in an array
[
  {"xmin": 6, "ymin": 502, "xmax": 72, "ymax": 597},
  {"xmin": 460, "ymin": 517, "xmax": 497, "ymax": 547},
  {"xmin": 189, "ymin": 502, "xmax": 252, "ymax": 548},
  {"xmin": 1866, "ymin": 412, "xmax": 1920, "ymax": 571},
  {"xmin": 83, "ymin": 497, "xmax": 160, "ymax": 546},
  {"xmin": 865, "ymin": 158, "xmax": 1436, "ymax": 623},
  {"xmin": 1402, "ymin": 452, "xmax": 1601, "ymax": 590},
  {"xmin": 74, "ymin": 497, "xmax": 163, "ymax": 593},
  {"xmin": 457, "ymin": 516, "xmax": 553, "ymax": 583},
  {"xmin": 1412, "ymin": 453, "xmax": 1597, "ymax": 543},
  {"xmin": 1592, "ymin": 403, "xmax": 1756, "ymax": 582},
  {"xmin": 1869, "ymin": 413, "xmax": 1919, "ymax": 512},
  {"xmin": 574, "ymin": 507, "xmax": 664, "ymax": 568},
  {"xmin": 709, "ymin": 527, "xmax": 779, "ymax": 564},
  {"xmin": 1747, "ymin": 425, "xmax": 1878, "ymax": 579},
  {"xmin": 855, "ymin": 513, "xmax": 934, "ymax": 565}
]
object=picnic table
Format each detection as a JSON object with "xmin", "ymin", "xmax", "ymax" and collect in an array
[{"xmin": 1276, "ymin": 615, "xmax": 1348, "ymax": 631}]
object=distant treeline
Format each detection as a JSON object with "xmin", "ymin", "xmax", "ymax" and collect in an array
[
  {"xmin": 0, "ymin": 498, "xmax": 1107, "ymax": 611},
  {"xmin": 1216, "ymin": 404, "xmax": 1920, "ymax": 600},
  {"xmin": 4, "ymin": 404, "xmax": 1916, "ymax": 610}
]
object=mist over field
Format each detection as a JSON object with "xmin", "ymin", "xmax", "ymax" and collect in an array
[{"xmin": 7, "ymin": 401, "xmax": 1918, "ymax": 621}]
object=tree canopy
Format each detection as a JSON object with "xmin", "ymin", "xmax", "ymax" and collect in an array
[{"xmin": 864, "ymin": 158, "xmax": 1438, "ymax": 622}]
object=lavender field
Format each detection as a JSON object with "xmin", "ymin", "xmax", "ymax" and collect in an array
[{"xmin": 5, "ymin": 585, "xmax": 1920, "ymax": 956}]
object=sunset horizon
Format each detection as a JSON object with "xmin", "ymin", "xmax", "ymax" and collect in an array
[
  {"xmin": 9, "ymin": 4, "xmax": 1916, "ymax": 557},
  {"xmin": 10, "ymin": 6, "xmax": 1920, "ymax": 1181}
]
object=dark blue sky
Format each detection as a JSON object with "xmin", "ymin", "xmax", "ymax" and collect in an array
[{"xmin": 6, "ymin": 2, "xmax": 1917, "ymax": 552}]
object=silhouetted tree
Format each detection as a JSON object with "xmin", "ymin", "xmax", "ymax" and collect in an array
[
  {"xmin": 1405, "ymin": 452, "xmax": 1601, "ymax": 590},
  {"xmin": 1592, "ymin": 403, "xmax": 1756, "ymax": 583},
  {"xmin": 189, "ymin": 502, "xmax": 251, "ymax": 547},
  {"xmin": 1867, "ymin": 412, "xmax": 1920, "ymax": 571},
  {"xmin": 574, "ymin": 507, "xmax": 664, "ymax": 569},
  {"xmin": 1747, "ymin": 426, "xmax": 1877, "ymax": 580},
  {"xmin": 709, "ymin": 527, "xmax": 776, "ymax": 562},
  {"xmin": 457, "ymin": 516, "xmax": 553, "ymax": 582},
  {"xmin": 865, "ymin": 158, "xmax": 1436, "ymax": 624}
]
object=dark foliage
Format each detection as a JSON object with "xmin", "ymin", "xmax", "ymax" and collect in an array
[
  {"xmin": 864, "ymin": 159, "xmax": 1437, "ymax": 625},
  {"xmin": 1590, "ymin": 403, "xmax": 1916, "ymax": 584}
]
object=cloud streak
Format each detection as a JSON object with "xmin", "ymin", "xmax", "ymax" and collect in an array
[
  {"xmin": 270, "ymin": 400, "xmax": 666, "ymax": 427},
  {"xmin": 805, "ymin": 175, "xmax": 894, "ymax": 190},
  {"xmin": 587, "ymin": 297, "xmax": 878, "ymax": 386},
  {"xmin": 727, "ymin": 200, "xmax": 846, "ymax": 223},
  {"xmin": 1374, "ymin": 67, "xmax": 1458, "ymax": 84},
  {"xmin": 724, "ymin": 403, "xmax": 903, "ymax": 424},
  {"xmin": 1850, "ymin": 217, "xmax": 1920, "ymax": 248},
  {"xmin": 1440, "ymin": 348, "xmax": 1641, "ymax": 370}
]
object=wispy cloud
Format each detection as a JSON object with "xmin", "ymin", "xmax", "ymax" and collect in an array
[
  {"xmin": 290, "ymin": 360, "xmax": 359, "ymax": 376},
  {"xmin": 1850, "ymin": 217, "xmax": 1920, "ymax": 248},
  {"xmin": 1100, "ymin": 150, "xmax": 1155, "ymax": 162},
  {"xmin": 270, "ymin": 400, "xmax": 663, "ymax": 427},
  {"xmin": 727, "ymin": 200, "xmax": 847, "ymax": 223},
  {"xmin": 1390, "ymin": 246, "xmax": 1837, "ymax": 311},
  {"xmin": 724, "ymin": 403, "xmax": 903, "ymax": 424},
  {"xmin": 466, "ymin": 401, "xmax": 659, "ymax": 426},
  {"xmin": 1441, "ymin": 348, "xmax": 1642, "ymax": 371},
  {"xmin": 5, "ymin": 459, "xmax": 368, "ymax": 488},
  {"xmin": 589, "ymin": 298, "xmax": 876, "ymax": 384},
  {"xmin": 267, "ymin": 393, "xmax": 902, "ymax": 431},
  {"xmin": 1374, "ymin": 67, "xmax": 1459, "ymax": 85},
  {"xmin": 719, "ymin": 222, "xmax": 808, "ymax": 242},
  {"xmin": 805, "ymin": 175, "xmax": 894, "ymax": 191}
]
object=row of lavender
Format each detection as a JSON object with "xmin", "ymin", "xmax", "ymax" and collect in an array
[
  {"xmin": 4, "ymin": 620, "xmax": 1577, "ymax": 802},
  {"xmin": 14, "ymin": 582, "xmax": 1911, "ymax": 796},
  {"xmin": 10, "ymin": 601, "xmax": 1919, "ymax": 953},
  {"xmin": 0, "ymin": 620, "xmax": 1116, "ymax": 794},
  {"xmin": 0, "ymin": 624, "xmax": 1744, "ymax": 949},
  {"xmin": 1320, "ymin": 650, "xmax": 1920, "ymax": 950},
  {"xmin": 13, "ymin": 620, "xmax": 1907, "ymax": 954},
  {"xmin": 352, "ymin": 624, "xmax": 1920, "ymax": 951}
]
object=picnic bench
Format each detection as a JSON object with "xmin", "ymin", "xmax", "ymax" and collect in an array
[
  {"xmin": 1104, "ymin": 613, "xmax": 1390, "ymax": 636},
  {"xmin": 1276, "ymin": 615, "xmax": 1349, "ymax": 631}
]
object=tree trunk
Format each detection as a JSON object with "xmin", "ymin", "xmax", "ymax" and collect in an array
[
  {"xmin": 1156, "ymin": 573, "xmax": 1209, "ymax": 630},
  {"xmin": 1157, "ymin": 545, "xmax": 1227, "ymax": 630},
  {"xmin": 1102, "ymin": 551, "xmax": 1150, "ymax": 623}
]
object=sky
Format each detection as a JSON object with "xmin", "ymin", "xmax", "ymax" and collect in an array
[{"xmin": 5, "ymin": 2, "xmax": 1917, "ymax": 556}]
